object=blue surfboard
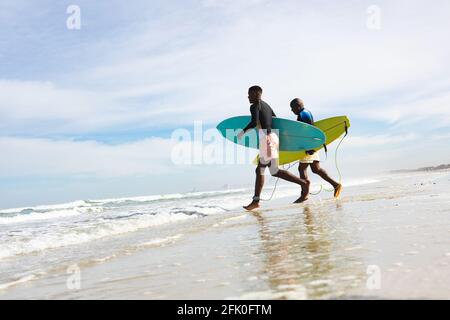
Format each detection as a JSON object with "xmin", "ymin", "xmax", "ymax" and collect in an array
[{"xmin": 216, "ymin": 116, "xmax": 325, "ymax": 151}]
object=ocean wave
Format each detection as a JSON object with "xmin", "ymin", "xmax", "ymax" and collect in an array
[
  {"xmin": 0, "ymin": 212, "xmax": 196, "ymax": 260},
  {"xmin": 135, "ymin": 234, "xmax": 184, "ymax": 248},
  {"xmin": 0, "ymin": 177, "xmax": 385, "ymax": 260},
  {"xmin": 0, "ymin": 274, "xmax": 37, "ymax": 291},
  {"xmin": 0, "ymin": 200, "xmax": 94, "ymax": 215},
  {"xmin": 88, "ymin": 189, "xmax": 247, "ymax": 206},
  {"xmin": 0, "ymin": 207, "xmax": 104, "ymax": 225},
  {"xmin": 343, "ymin": 178, "xmax": 380, "ymax": 187},
  {"xmin": 0, "ymin": 189, "xmax": 247, "ymax": 217}
]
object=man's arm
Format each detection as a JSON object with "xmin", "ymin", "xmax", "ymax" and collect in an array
[
  {"xmin": 306, "ymin": 111, "xmax": 314, "ymax": 125},
  {"xmin": 242, "ymin": 104, "xmax": 258, "ymax": 133}
]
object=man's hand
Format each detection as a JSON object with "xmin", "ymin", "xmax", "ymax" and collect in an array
[{"xmin": 237, "ymin": 130, "xmax": 245, "ymax": 140}]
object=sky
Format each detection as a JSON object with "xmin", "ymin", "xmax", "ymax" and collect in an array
[{"xmin": 1, "ymin": 0, "xmax": 450, "ymax": 209}]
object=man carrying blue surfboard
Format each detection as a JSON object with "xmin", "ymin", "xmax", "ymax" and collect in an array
[
  {"xmin": 290, "ymin": 98, "xmax": 342, "ymax": 203},
  {"xmin": 238, "ymin": 86, "xmax": 309, "ymax": 211}
]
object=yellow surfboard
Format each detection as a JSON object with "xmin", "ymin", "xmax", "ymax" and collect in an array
[{"xmin": 253, "ymin": 116, "xmax": 350, "ymax": 166}]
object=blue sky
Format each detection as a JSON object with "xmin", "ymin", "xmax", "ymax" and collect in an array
[{"xmin": 1, "ymin": 0, "xmax": 450, "ymax": 209}]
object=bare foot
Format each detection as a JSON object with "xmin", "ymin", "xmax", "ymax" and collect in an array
[
  {"xmin": 294, "ymin": 179, "xmax": 311, "ymax": 204},
  {"xmin": 243, "ymin": 201, "xmax": 260, "ymax": 211},
  {"xmin": 334, "ymin": 184, "xmax": 342, "ymax": 199},
  {"xmin": 294, "ymin": 193, "xmax": 309, "ymax": 204}
]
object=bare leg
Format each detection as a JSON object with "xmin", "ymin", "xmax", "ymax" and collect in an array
[
  {"xmin": 299, "ymin": 163, "xmax": 309, "ymax": 180},
  {"xmin": 244, "ymin": 163, "xmax": 266, "ymax": 211},
  {"xmin": 272, "ymin": 169, "xmax": 308, "ymax": 187},
  {"xmin": 294, "ymin": 163, "xmax": 310, "ymax": 203},
  {"xmin": 310, "ymin": 161, "xmax": 338, "ymax": 187},
  {"xmin": 244, "ymin": 160, "xmax": 310, "ymax": 211},
  {"xmin": 310, "ymin": 161, "xmax": 342, "ymax": 198},
  {"xmin": 266, "ymin": 159, "xmax": 309, "ymax": 204}
]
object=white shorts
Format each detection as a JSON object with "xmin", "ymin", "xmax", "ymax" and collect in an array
[
  {"xmin": 259, "ymin": 131, "xmax": 279, "ymax": 163},
  {"xmin": 300, "ymin": 151, "xmax": 320, "ymax": 164}
]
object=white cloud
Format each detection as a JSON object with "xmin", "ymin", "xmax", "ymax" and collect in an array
[
  {"xmin": 0, "ymin": 130, "xmax": 424, "ymax": 180},
  {"xmin": 3, "ymin": 0, "xmax": 450, "ymax": 135},
  {"xmin": 345, "ymin": 133, "xmax": 417, "ymax": 148},
  {"xmin": 0, "ymin": 136, "xmax": 176, "ymax": 178},
  {"xmin": 1, "ymin": 0, "xmax": 450, "ymax": 207},
  {"xmin": 349, "ymin": 81, "xmax": 450, "ymax": 127},
  {"xmin": 0, "ymin": 80, "xmax": 119, "ymax": 134},
  {"xmin": 0, "ymin": 79, "xmax": 187, "ymax": 135},
  {"xmin": 79, "ymin": 0, "xmax": 450, "ymax": 128},
  {"xmin": 431, "ymin": 133, "xmax": 450, "ymax": 140}
]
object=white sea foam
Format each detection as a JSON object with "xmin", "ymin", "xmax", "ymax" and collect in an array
[
  {"xmin": 0, "ymin": 213, "xmax": 195, "ymax": 260},
  {"xmin": 0, "ymin": 177, "xmax": 384, "ymax": 261},
  {"xmin": 0, "ymin": 177, "xmax": 379, "ymax": 217},
  {"xmin": 344, "ymin": 178, "xmax": 380, "ymax": 187},
  {"xmin": 0, "ymin": 274, "xmax": 37, "ymax": 291},
  {"xmin": 0, "ymin": 189, "xmax": 247, "ymax": 215},
  {"xmin": 88, "ymin": 188, "xmax": 247, "ymax": 206},
  {"xmin": 0, "ymin": 200, "xmax": 94, "ymax": 215},
  {"xmin": 136, "ymin": 234, "xmax": 184, "ymax": 248},
  {"xmin": 0, "ymin": 207, "xmax": 103, "ymax": 225}
]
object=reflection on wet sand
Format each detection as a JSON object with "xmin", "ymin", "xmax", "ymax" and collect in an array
[{"xmin": 251, "ymin": 204, "xmax": 365, "ymax": 299}]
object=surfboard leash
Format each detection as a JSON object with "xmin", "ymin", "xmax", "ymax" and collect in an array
[
  {"xmin": 259, "ymin": 160, "xmax": 298, "ymax": 201},
  {"xmin": 262, "ymin": 126, "xmax": 348, "ymax": 200},
  {"xmin": 261, "ymin": 121, "xmax": 348, "ymax": 200},
  {"xmin": 309, "ymin": 125, "xmax": 348, "ymax": 195}
]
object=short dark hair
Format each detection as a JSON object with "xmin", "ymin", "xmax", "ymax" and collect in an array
[
  {"xmin": 248, "ymin": 85, "xmax": 263, "ymax": 94},
  {"xmin": 290, "ymin": 98, "xmax": 304, "ymax": 108}
]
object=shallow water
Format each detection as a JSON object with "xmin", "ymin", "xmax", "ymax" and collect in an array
[{"xmin": 1, "ymin": 171, "xmax": 450, "ymax": 299}]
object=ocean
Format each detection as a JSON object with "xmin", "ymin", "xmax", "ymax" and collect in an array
[{"xmin": 1, "ymin": 171, "xmax": 449, "ymax": 299}]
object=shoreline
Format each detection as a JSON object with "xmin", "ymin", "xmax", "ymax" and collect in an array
[{"xmin": 1, "ymin": 171, "xmax": 450, "ymax": 299}]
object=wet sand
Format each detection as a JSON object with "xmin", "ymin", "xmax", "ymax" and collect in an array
[{"xmin": 1, "ymin": 171, "xmax": 450, "ymax": 299}]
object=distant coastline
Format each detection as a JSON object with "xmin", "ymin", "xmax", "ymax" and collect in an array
[{"xmin": 391, "ymin": 164, "xmax": 450, "ymax": 174}]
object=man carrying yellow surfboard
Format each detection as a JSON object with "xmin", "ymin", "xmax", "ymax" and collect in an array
[
  {"xmin": 237, "ymin": 87, "xmax": 310, "ymax": 211},
  {"xmin": 290, "ymin": 98, "xmax": 342, "ymax": 203}
]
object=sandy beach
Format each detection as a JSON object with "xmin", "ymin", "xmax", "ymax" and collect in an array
[
  {"xmin": 3, "ymin": 0, "xmax": 450, "ymax": 305},
  {"xmin": 1, "ymin": 170, "xmax": 450, "ymax": 300}
]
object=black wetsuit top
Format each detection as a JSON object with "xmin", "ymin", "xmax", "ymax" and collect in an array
[{"xmin": 243, "ymin": 100, "xmax": 276, "ymax": 134}]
